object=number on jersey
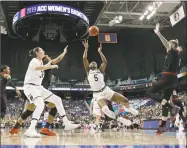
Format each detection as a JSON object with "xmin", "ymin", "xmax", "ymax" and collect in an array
[{"xmin": 94, "ymin": 74, "xmax": 98, "ymax": 81}]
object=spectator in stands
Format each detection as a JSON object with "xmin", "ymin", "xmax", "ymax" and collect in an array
[
  {"xmin": 127, "ymin": 76, "xmax": 132, "ymax": 84},
  {"xmin": 149, "ymin": 72, "xmax": 155, "ymax": 81}
]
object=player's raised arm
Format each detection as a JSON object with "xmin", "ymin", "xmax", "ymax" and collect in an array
[
  {"xmin": 29, "ymin": 48, "xmax": 58, "ymax": 71},
  {"xmin": 82, "ymin": 40, "xmax": 89, "ymax": 73},
  {"xmin": 35, "ymin": 61, "xmax": 58, "ymax": 71},
  {"xmin": 51, "ymin": 45, "xmax": 68, "ymax": 64},
  {"xmin": 154, "ymin": 23, "xmax": 172, "ymax": 52},
  {"xmin": 98, "ymin": 44, "xmax": 107, "ymax": 73}
]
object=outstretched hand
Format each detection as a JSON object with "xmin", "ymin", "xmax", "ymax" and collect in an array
[
  {"xmin": 154, "ymin": 23, "xmax": 160, "ymax": 34},
  {"xmin": 16, "ymin": 89, "xmax": 22, "ymax": 98},
  {"xmin": 63, "ymin": 45, "xmax": 68, "ymax": 54},
  {"xmin": 82, "ymin": 40, "xmax": 89, "ymax": 50},
  {"xmin": 98, "ymin": 43, "xmax": 102, "ymax": 53}
]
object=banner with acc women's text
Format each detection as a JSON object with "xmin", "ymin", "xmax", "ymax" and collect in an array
[{"xmin": 13, "ymin": 4, "xmax": 89, "ymax": 25}]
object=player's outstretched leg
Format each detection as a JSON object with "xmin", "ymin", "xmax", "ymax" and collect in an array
[
  {"xmin": 24, "ymin": 97, "xmax": 45, "ymax": 138},
  {"xmin": 98, "ymin": 99, "xmax": 131, "ymax": 126},
  {"xmin": 45, "ymin": 94, "xmax": 81, "ymax": 131},
  {"xmin": 111, "ymin": 92, "xmax": 139, "ymax": 115},
  {"xmin": 40, "ymin": 103, "xmax": 57, "ymax": 136},
  {"xmin": 9, "ymin": 102, "xmax": 35, "ymax": 135}
]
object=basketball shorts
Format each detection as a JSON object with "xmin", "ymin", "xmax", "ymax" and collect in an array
[
  {"xmin": 93, "ymin": 86, "xmax": 115, "ymax": 101},
  {"xmin": 93, "ymin": 100, "xmax": 102, "ymax": 117},
  {"xmin": 23, "ymin": 84, "xmax": 53, "ymax": 103}
]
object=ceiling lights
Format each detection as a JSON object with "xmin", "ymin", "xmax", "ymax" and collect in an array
[{"xmin": 139, "ymin": 2, "xmax": 163, "ymax": 21}]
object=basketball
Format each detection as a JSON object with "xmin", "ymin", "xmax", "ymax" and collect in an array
[{"xmin": 89, "ymin": 26, "xmax": 99, "ymax": 36}]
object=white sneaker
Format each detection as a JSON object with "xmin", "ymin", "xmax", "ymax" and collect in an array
[
  {"xmin": 24, "ymin": 129, "xmax": 42, "ymax": 138},
  {"xmin": 117, "ymin": 117, "xmax": 132, "ymax": 126},
  {"xmin": 64, "ymin": 122, "xmax": 81, "ymax": 131},
  {"xmin": 124, "ymin": 106, "xmax": 139, "ymax": 115}
]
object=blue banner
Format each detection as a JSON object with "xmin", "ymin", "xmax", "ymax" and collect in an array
[
  {"xmin": 98, "ymin": 33, "xmax": 117, "ymax": 43},
  {"xmin": 12, "ymin": 4, "xmax": 89, "ymax": 25}
]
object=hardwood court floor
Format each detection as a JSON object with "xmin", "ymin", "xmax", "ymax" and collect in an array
[{"xmin": 1, "ymin": 129, "xmax": 186, "ymax": 147}]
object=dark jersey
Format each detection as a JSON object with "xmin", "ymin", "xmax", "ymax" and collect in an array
[
  {"xmin": 163, "ymin": 49, "xmax": 179, "ymax": 73},
  {"xmin": 0, "ymin": 74, "xmax": 8, "ymax": 95},
  {"xmin": 42, "ymin": 69, "xmax": 52, "ymax": 89},
  {"xmin": 42, "ymin": 60, "xmax": 53, "ymax": 89},
  {"xmin": 178, "ymin": 48, "xmax": 187, "ymax": 68}
]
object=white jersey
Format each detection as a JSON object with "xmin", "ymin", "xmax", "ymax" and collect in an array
[
  {"xmin": 87, "ymin": 69, "xmax": 105, "ymax": 91},
  {"xmin": 24, "ymin": 58, "xmax": 44, "ymax": 86}
]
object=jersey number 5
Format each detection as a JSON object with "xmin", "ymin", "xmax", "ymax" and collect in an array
[{"xmin": 94, "ymin": 74, "xmax": 98, "ymax": 81}]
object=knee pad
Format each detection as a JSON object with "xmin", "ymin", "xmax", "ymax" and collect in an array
[
  {"xmin": 49, "ymin": 107, "xmax": 57, "ymax": 117},
  {"xmin": 162, "ymin": 105, "xmax": 169, "ymax": 117},
  {"xmin": 27, "ymin": 103, "xmax": 36, "ymax": 111},
  {"xmin": 47, "ymin": 102, "xmax": 56, "ymax": 108}
]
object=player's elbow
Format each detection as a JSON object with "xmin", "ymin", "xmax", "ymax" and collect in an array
[
  {"xmin": 83, "ymin": 56, "xmax": 87, "ymax": 60},
  {"xmin": 102, "ymin": 61, "xmax": 107, "ymax": 65}
]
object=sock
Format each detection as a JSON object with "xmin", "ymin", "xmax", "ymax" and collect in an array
[
  {"xmin": 44, "ymin": 114, "xmax": 54, "ymax": 128},
  {"xmin": 160, "ymin": 120, "xmax": 166, "ymax": 127},
  {"xmin": 21, "ymin": 109, "xmax": 34, "ymax": 120},
  {"xmin": 14, "ymin": 118, "xmax": 23, "ymax": 128},
  {"xmin": 29, "ymin": 119, "xmax": 38, "ymax": 130},
  {"xmin": 45, "ymin": 122, "xmax": 51, "ymax": 129},
  {"xmin": 101, "ymin": 105, "xmax": 116, "ymax": 119},
  {"xmin": 62, "ymin": 115, "xmax": 69, "ymax": 123}
]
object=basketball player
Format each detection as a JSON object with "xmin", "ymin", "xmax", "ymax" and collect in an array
[
  {"xmin": 146, "ymin": 23, "xmax": 181, "ymax": 135},
  {"xmin": 90, "ymin": 97, "xmax": 102, "ymax": 128},
  {"xmin": 0, "ymin": 65, "xmax": 21, "ymax": 121},
  {"xmin": 90, "ymin": 97, "xmax": 116, "ymax": 132},
  {"xmin": 170, "ymin": 90, "xmax": 187, "ymax": 128},
  {"xmin": 178, "ymin": 46, "xmax": 187, "ymax": 73},
  {"xmin": 82, "ymin": 40, "xmax": 138, "ymax": 126},
  {"xmin": 9, "ymin": 46, "xmax": 73, "ymax": 136},
  {"xmin": 15, "ymin": 47, "xmax": 79, "ymax": 137}
]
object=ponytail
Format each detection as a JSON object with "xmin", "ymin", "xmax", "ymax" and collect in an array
[
  {"xmin": 29, "ymin": 50, "xmax": 34, "ymax": 57},
  {"xmin": 29, "ymin": 47, "xmax": 40, "ymax": 57}
]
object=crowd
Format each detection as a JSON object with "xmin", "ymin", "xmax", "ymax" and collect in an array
[
  {"xmin": 1, "ymin": 99, "xmax": 90, "ymax": 129},
  {"xmin": 2, "ymin": 94, "xmax": 187, "ymax": 130},
  {"xmin": 1, "ymin": 97, "xmax": 165, "ymax": 129}
]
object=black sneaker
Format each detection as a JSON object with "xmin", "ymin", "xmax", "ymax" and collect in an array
[
  {"xmin": 155, "ymin": 125, "xmax": 167, "ymax": 135},
  {"xmin": 170, "ymin": 105, "xmax": 180, "ymax": 122}
]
